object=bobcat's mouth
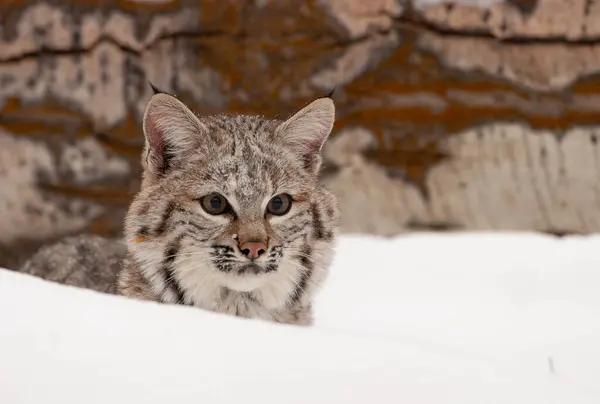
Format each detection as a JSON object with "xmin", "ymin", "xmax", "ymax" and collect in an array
[
  {"xmin": 221, "ymin": 263, "xmax": 276, "ymax": 292},
  {"xmin": 236, "ymin": 263, "xmax": 276, "ymax": 275}
]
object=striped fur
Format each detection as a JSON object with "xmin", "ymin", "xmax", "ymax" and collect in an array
[{"xmin": 116, "ymin": 94, "xmax": 339, "ymax": 325}]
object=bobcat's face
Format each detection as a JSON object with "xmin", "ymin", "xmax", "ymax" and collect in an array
[{"xmin": 124, "ymin": 92, "xmax": 338, "ymax": 308}]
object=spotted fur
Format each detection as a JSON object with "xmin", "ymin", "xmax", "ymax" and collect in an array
[{"xmin": 116, "ymin": 91, "xmax": 339, "ymax": 325}]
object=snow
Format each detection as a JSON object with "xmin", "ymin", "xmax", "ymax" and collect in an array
[{"xmin": 1, "ymin": 232, "xmax": 599, "ymax": 404}]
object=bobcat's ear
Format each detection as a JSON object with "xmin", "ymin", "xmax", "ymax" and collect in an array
[
  {"xmin": 142, "ymin": 93, "xmax": 206, "ymax": 175},
  {"xmin": 274, "ymin": 98, "xmax": 335, "ymax": 174}
]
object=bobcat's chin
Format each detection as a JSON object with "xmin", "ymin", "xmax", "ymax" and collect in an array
[{"xmin": 220, "ymin": 269, "xmax": 273, "ymax": 292}]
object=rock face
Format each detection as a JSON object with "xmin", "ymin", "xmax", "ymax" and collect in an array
[{"xmin": 1, "ymin": 0, "xmax": 600, "ymax": 267}]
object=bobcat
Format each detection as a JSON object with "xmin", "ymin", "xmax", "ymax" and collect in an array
[{"xmin": 22, "ymin": 87, "xmax": 340, "ymax": 325}]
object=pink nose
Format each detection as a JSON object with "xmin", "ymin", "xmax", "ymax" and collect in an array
[{"xmin": 239, "ymin": 241, "xmax": 267, "ymax": 260}]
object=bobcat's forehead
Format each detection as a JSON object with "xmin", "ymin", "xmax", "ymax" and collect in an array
[
  {"xmin": 179, "ymin": 126, "xmax": 311, "ymax": 207},
  {"xmin": 202, "ymin": 113, "xmax": 278, "ymax": 135}
]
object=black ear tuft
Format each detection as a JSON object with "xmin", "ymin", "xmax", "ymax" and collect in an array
[
  {"xmin": 322, "ymin": 87, "xmax": 336, "ymax": 99},
  {"xmin": 149, "ymin": 82, "xmax": 167, "ymax": 95}
]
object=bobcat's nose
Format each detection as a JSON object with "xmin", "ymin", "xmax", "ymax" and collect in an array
[{"xmin": 239, "ymin": 241, "xmax": 267, "ymax": 260}]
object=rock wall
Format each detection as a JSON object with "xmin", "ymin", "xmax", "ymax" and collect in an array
[{"xmin": 1, "ymin": 0, "xmax": 600, "ymax": 267}]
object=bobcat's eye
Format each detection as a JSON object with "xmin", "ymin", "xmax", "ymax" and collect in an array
[
  {"xmin": 267, "ymin": 194, "xmax": 292, "ymax": 216},
  {"xmin": 201, "ymin": 193, "xmax": 229, "ymax": 215}
]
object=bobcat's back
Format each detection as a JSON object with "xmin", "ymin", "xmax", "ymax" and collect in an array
[{"xmin": 20, "ymin": 234, "xmax": 126, "ymax": 293}]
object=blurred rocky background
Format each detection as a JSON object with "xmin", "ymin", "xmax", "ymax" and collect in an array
[{"xmin": 2, "ymin": 0, "xmax": 600, "ymax": 269}]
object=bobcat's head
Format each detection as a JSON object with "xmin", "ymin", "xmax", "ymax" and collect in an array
[{"xmin": 124, "ymin": 90, "xmax": 339, "ymax": 309}]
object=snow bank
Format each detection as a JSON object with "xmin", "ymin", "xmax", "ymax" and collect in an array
[{"xmin": 1, "ymin": 233, "xmax": 599, "ymax": 404}]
